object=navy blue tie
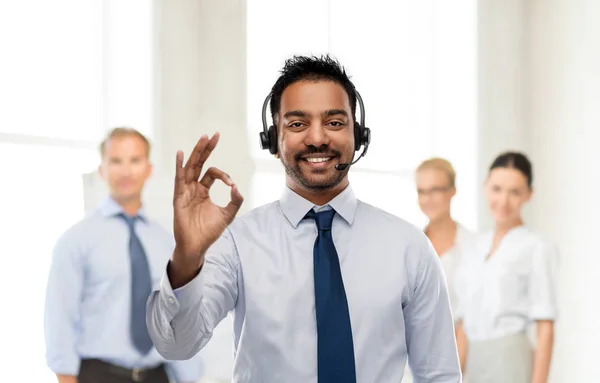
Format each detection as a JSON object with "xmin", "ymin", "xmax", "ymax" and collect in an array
[
  {"xmin": 121, "ymin": 214, "xmax": 154, "ymax": 355},
  {"xmin": 305, "ymin": 209, "xmax": 356, "ymax": 383}
]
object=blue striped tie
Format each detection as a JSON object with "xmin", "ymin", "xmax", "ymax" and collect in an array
[
  {"xmin": 305, "ymin": 209, "xmax": 356, "ymax": 382},
  {"xmin": 121, "ymin": 214, "xmax": 154, "ymax": 355}
]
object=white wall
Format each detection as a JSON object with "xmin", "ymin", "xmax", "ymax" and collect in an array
[
  {"xmin": 528, "ymin": 0, "xmax": 599, "ymax": 381},
  {"xmin": 153, "ymin": 0, "xmax": 253, "ymax": 213},
  {"xmin": 477, "ymin": 0, "xmax": 531, "ymax": 230}
]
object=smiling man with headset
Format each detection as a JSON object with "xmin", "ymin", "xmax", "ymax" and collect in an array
[{"xmin": 146, "ymin": 55, "xmax": 461, "ymax": 382}]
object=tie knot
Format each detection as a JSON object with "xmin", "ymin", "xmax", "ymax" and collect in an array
[
  {"xmin": 305, "ymin": 209, "xmax": 336, "ymax": 231},
  {"xmin": 119, "ymin": 213, "xmax": 137, "ymax": 229}
]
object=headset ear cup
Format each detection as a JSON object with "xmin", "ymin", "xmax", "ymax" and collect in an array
[
  {"xmin": 259, "ymin": 131, "xmax": 268, "ymax": 150},
  {"xmin": 354, "ymin": 122, "xmax": 362, "ymax": 151},
  {"xmin": 268, "ymin": 125, "xmax": 278, "ymax": 155},
  {"xmin": 362, "ymin": 126, "xmax": 371, "ymax": 146}
]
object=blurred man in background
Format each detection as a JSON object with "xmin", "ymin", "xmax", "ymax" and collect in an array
[{"xmin": 44, "ymin": 127, "xmax": 204, "ymax": 383}]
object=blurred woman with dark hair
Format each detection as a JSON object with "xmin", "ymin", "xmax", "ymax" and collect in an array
[{"xmin": 455, "ymin": 151, "xmax": 558, "ymax": 383}]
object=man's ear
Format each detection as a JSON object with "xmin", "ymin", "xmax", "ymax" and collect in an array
[{"xmin": 146, "ymin": 162, "xmax": 153, "ymax": 179}]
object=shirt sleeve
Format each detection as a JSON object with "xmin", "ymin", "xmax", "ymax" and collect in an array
[
  {"xmin": 403, "ymin": 235, "xmax": 462, "ymax": 383},
  {"xmin": 44, "ymin": 230, "xmax": 85, "ymax": 375},
  {"xmin": 529, "ymin": 240, "xmax": 559, "ymax": 320},
  {"xmin": 146, "ymin": 228, "xmax": 239, "ymax": 360}
]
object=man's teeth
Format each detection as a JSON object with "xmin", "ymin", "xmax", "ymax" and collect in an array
[{"xmin": 306, "ymin": 157, "xmax": 331, "ymax": 163}]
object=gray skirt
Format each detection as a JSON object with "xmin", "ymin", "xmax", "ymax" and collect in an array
[{"xmin": 465, "ymin": 332, "xmax": 533, "ymax": 383}]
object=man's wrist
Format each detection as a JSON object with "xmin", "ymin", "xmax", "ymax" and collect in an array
[{"xmin": 168, "ymin": 256, "xmax": 203, "ymax": 289}]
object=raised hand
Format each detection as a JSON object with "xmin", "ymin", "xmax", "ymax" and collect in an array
[{"xmin": 170, "ymin": 133, "xmax": 243, "ymax": 284}]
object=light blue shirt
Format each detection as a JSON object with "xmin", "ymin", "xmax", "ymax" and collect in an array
[
  {"xmin": 44, "ymin": 197, "xmax": 203, "ymax": 382},
  {"xmin": 147, "ymin": 185, "xmax": 461, "ymax": 383}
]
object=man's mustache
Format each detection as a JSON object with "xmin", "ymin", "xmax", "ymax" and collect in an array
[{"xmin": 294, "ymin": 145, "xmax": 342, "ymax": 161}]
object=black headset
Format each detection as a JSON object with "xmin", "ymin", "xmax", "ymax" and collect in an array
[{"xmin": 259, "ymin": 90, "xmax": 371, "ymax": 157}]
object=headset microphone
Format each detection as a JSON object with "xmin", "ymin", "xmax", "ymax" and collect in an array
[
  {"xmin": 334, "ymin": 160, "xmax": 358, "ymax": 171},
  {"xmin": 335, "ymin": 141, "xmax": 370, "ymax": 171}
]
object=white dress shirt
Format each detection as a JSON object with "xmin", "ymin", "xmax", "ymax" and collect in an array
[
  {"xmin": 454, "ymin": 226, "xmax": 559, "ymax": 341},
  {"xmin": 147, "ymin": 184, "xmax": 461, "ymax": 383}
]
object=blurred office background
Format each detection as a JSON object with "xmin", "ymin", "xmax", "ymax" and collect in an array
[{"xmin": 0, "ymin": 0, "xmax": 597, "ymax": 382}]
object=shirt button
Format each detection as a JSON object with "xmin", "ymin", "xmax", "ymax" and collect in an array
[{"xmin": 168, "ymin": 296, "xmax": 175, "ymax": 304}]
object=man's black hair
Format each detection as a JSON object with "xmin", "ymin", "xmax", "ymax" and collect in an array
[{"xmin": 269, "ymin": 55, "xmax": 357, "ymax": 124}]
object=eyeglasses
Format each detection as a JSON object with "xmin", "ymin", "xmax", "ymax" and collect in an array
[{"xmin": 416, "ymin": 186, "xmax": 452, "ymax": 196}]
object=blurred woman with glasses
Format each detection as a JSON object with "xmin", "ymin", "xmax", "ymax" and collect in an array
[
  {"xmin": 415, "ymin": 158, "xmax": 475, "ymax": 321},
  {"xmin": 400, "ymin": 158, "xmax": 474, "ymax": 382}
]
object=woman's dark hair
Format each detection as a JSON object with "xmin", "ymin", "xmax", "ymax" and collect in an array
[
  {"xmin": 489, "ymin": 151, "xmax": 533, "ymax": 188},
  {"xmin": 269, "ymin": 55, "xmax": 357, "ymax": 124}
]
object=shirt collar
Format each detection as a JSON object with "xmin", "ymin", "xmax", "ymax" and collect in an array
[
  {"xmin": 98, "ymin": 196, "xmax": 148, "ymax": 222},
  {"xmin": 278, "ymin": 183, "xmax": 358, "ymax": 228}
]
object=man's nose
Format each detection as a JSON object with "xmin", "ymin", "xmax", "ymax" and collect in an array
[
  {"xmin": 120, "ymin": 162, "xmax": 133, "ymax": 175},
  {"xmin": 304, "ymin": 122, "xmax": 330, "ymax": 148}
]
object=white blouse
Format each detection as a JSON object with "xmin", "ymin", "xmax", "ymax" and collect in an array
[
  {"xmin": 454, "ymin": 226, "xmax": 559, "ymax": 341},
  {"xmin": 436, "ymin": 223, "xmax": 476, "ymax": 322}
]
